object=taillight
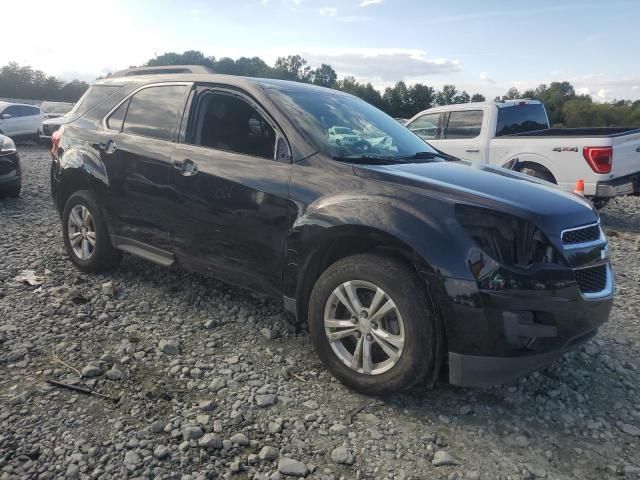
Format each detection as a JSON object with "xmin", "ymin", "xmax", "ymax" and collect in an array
[
  {"xmin": 583, "ymin": 146, "xmax": 612, "ymax": 174},
  {"xmin": 51, "ymin": 126, "xmax": 63, "ymax": 158}
]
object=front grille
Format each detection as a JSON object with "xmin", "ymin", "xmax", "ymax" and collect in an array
[
  {"xmin": 575, "ymin": 265, "xmax": 608, "ymax": 294},
  {"xmin": 562, "ymin": 224, "xmax": 600, "ymax": 245}
]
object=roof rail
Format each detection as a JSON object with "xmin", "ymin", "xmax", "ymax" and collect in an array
[{"xmin": 110, "ymin": 65, "xmax": 215, "ymax": 78}]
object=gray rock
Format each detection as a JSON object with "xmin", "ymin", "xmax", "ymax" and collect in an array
[
  {"xmin": 277, "ymin": 458, "xmax": 308, "ymax": 476},
  {"xmin": 302, "ymin": 399, "xmax": 319, "ymax": 409},
  {"xmin": 123, "ymin": 450, "xmax": 141, "ymax": 465},
  {"xmin": 198, "ymin": 433, "xmax": 223, "ymax": 449},
  {"xmin": 106, "ymin": 367, "xmax": 123, "ymax": 380},
  {"xmin": 432, "ymin": 450, "xmax": 460, "ymax": 466},
  {"xmin": 153, "ymin": 445, "xmax": 170, "ymax": 459},
  {"xmin": 230, "ymin": 432, "xmax": 250, "ymax": 446},
  {"xmin": 330, "ymin": 446, "xmax": 355, "ymax": 465},
  {"xmin": 182, "ymin": 426, "xmax": 204, "ymax": 440},
  {"xmin": 150, "ymin": 420, "xmax": 165, "ymax": 433},
  {"xmin": 256, "ymin": 393, "xmax": 277, "ymax": 407},
  {"xmin": 259, "ymin": 445, "xmax": 280, "ymax": 461},
  {"xmin": 158, "ymin": 339, "xmax": 180, "ymax": 355},
  {"xmin": 199, "ymin": 399, "xmax": 216, "ymax": 411},
  {"xmin": 81, "ymin": 364, "xmax": 101, "ymax": 378},
  {"xmin": 618, "ymin": 422, "xmax": 640, "ymax": 436}
]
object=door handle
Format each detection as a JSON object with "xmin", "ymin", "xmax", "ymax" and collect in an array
[
  {"xmin": 465, "ymin": 148, "xmax": 480, "ymax": 153},
  {"xmin": 173, "ymin": 159, "xmax": 198, "ymax": 176}
]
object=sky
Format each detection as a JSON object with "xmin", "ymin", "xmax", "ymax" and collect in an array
[{"xmin": 3, "ymin": 0, "xmax": 640, "ymax": 101}]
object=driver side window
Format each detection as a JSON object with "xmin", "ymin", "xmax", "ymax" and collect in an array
[{"xmin": 188, "ymin": 92, "xmax": 276, "ymax": 160}]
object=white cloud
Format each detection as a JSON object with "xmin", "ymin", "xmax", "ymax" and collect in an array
[
  {"xmin": 576, "ymin": 87, "xmax": 590, "ymax": 96},
  {"xmin": 632, "ymin": 86, "xmax": 639, "ymax": 91},
  {"xmin": 337, "ymin": 15, "xmax": 373, "ymax": 23},
  {"xmin": 317, "ymin": 7, "xmax": 337, "ymax": 16},
  {"xmin": 302, "ymin": 48, "xmax": 461, "ymax": 82},
  {"xmin": 360, "ymin": 0, "xmax": 382, "ymax": 6},
  {"xmin": 479, "ymin": 72, "xmax": 495, "ymax": 84}
]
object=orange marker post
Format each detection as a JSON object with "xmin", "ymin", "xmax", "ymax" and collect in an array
[{"xmin": 574, "ymin": 179, "xmax": 585, "ymax": 196}]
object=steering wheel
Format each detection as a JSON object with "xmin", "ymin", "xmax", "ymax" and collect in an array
[{"xmin": 352, "ymin": 139, "xmax": 372, "ymax": 151}]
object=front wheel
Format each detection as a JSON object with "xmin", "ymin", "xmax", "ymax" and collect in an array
[
  {"xmin": 308, "ymin": 253, "xmax": 436, "ymax": 395},
  {"xmin": 62, "ymin": 191, "xmax": 121, "ymax": 272}
]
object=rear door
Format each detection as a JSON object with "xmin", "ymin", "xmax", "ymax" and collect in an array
[
  {"xmin": 19, "ymin": 105, "xmax": 42, "ymax": 135},
  {"xmin": 438, "ymin": 109, "xmax": 485, "ymax": 161},
  {"xmin": 168, "ymin": 86, "xmax": 292, "ymax": 295},
  {"xmin": 99, "ymin": 83, "xmax": 190, "ymax": 251}
]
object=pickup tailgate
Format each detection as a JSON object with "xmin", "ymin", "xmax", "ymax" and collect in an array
[{"xmin": 612, "ymin": 130, "xmax": 640, "ymax": 177}]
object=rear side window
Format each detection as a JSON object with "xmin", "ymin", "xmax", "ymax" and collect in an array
[
  {"xmin": 19, "ymin": 106, "xmax": 40, "ymax": 116},
  {"xmin": 407, "ymin": 113, "xmax": 442, "ymax": 140},
  {"xmin": 445, "ymin": 110, "xmax": 483, "ymax": 139},
  {"xmin": 187, "ymin": 91, "xmax": 276, "ymax": 159},
  {"xmin": 496, "ymin": 104, "xmax": 549, "ymax": 136},
  {"xmin": 122, "ymin": 85, "xmax": 188, "ymax": 140},
  {"xmin": 68, "ymin": 85, "xmax": 122, "ymax": 120}
]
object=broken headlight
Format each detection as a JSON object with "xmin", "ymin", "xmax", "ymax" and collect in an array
[{"xmin": 456, "ymin": 205, "xmax": 556, "ymax": 268}]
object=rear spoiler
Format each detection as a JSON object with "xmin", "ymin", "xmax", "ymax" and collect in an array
[{"xmin": 110, "ymin": 65, "xmax": 214, "ymax": 77}]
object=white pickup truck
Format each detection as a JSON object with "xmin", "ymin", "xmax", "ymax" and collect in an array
[{"xmin": 406, "ymin": 100, "xmax": 640, "ymax": 201}]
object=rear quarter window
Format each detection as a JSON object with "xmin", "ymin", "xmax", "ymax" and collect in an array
[
  {"xmin": 496, "ymin": 104, "xmax": 549, "ymax": 136},
  {"xmin": 67, "ymin": 85, "xmax": 123, "ymax": 121}
]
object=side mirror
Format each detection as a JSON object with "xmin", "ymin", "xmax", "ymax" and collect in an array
[{"xmin": 1, "ymin": 113, "xmax": 11, "ymax": 119}]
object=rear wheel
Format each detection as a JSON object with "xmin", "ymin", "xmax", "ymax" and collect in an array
[
  {"xmin": 309, "ymin": 253, "xmax": 436, "ymax": 395},
  {"xmin": 519, "ymin": 164, "xmax": 556, "ymax": 184},
  {"xmin": 62, "ymin": 191, "xmax": 121, "ymax": 272}
]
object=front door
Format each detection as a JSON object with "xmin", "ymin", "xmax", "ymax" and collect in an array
[
  {"xmin": 98, "ymin": 83, "xmax": 190, "ymax": 251},
  {"xmin": 168, "ymin": 88, "xmax": 292, "ymax": 295},
  {"xmin": 0, "ymin": 105, "xmax": 25, "ymax": 136}
]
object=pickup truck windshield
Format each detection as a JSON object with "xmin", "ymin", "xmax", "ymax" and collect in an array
[
  {"xmin": 495, "ymin": 103, "xmax": 549, "ymax": 136},
  {"xmin": 266, "ymin": 83, "xmax": 439, "ymax": 162}
]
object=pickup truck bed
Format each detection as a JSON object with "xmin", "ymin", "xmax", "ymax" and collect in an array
[{"xmin": 509, "ymin": 127, "xmax": 640, "ymax": 138}]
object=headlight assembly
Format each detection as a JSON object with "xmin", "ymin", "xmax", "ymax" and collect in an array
[
  {"xmin": 0, "ymin": 135, "xmax": 17, "ymax": 155},
  {"xmin": 456, "ymin": 205, "xmax": 556, "ymax": 268}
]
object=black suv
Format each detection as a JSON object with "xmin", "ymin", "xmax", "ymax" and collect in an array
[{"xmin": 51, "ymin": 70, "xmax": 613, "ymax": 394}]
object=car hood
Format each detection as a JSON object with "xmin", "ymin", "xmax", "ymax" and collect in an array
[
  {"xmin": 353, "ymin": 160, "xmax": 598, "ymax": 232},
  {"xmin": 43, "ymin": 115, "xmax": 68, "ymax": 126}
]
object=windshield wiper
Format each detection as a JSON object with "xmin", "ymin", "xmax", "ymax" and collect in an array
[
  {"xmin": 332, "ymin": 155, "xmax": 407, "ymax": 165},
  {"xmin": 396, "ymin": 151, "xmax": 456, "ymax": 162}
]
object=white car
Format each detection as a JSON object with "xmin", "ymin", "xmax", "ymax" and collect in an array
[
  {"xmin": 0, "ymin": 102, "xmax": 46, "ymax": 141},
  {"xmin": 328, "ymin": 126, "xmax": 358, "ymax": 146},
  {"xmin": 406, "ymin": 100, "xmax": 640, "ymax": 200}
]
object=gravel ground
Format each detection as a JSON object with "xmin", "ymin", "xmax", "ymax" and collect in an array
[{"xmin": 1, "ymin": 145, "xmax": 639, "ymax": 480}]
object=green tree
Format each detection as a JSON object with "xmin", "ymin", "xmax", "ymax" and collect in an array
[
  {"xmin": 273, "ymin": 55, "xmax": 311, "ymax": 82},
  {"xmin": 436, "ymin": 85, "xmax": 457, "ymax": 106},
  {"xmin": 310, "ymin": 64, "xmax": 338, "ymax": 88},
  {"xmin": 471, "ymin": 93, "xmax": 486, "ymax": 102}
]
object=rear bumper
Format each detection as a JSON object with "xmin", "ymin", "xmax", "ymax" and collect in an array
[{"xmin": 595, "ymin": 171, "xmax": 640, "ymax": 197}]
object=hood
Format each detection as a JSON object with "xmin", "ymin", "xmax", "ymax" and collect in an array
[
  {"xmin": 43, "ymin": 115, "xmax": 69, "ymax": 126},
  {"xmin": 354, "ymin": 160, "xmax": 598, "ymax": 232}
]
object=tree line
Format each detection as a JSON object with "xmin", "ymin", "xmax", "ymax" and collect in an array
[
  {"xmin": 2, "ymin": 51, "xmax": 639, "ymax": 127},
  {"xmin": 0, "ymin": 63, "xmax": 89, "ymax": 103}
]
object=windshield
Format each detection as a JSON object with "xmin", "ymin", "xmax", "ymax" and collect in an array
[{"xmin": 265, "ymin": 83, "xmax": 439, "ymax": 161}]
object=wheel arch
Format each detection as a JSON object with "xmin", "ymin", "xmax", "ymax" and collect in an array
[
  {"xmin": 287, "ymin": 221, "xmax": 449, "ymax": 385},
  {"xmin": 502, "ymin": 153, "xmax": 558, "ymax": 183}
]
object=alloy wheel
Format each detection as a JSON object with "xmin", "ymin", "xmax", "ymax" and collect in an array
[
  {"xmin": 67, "ymin": 205, "xmax": 96, "ymax": 260},
  {"xmin": 324, "ymin": 280, "xmax": 405, "ymax": 375}
]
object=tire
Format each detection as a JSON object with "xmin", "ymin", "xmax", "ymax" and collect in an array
[
  {"xmin": 308, "ymin": 253, "xmax": 436, "ymax": 395},
  {"xmin": 62, "ymin": 190, "xmax": 121, "ymax": 272},
  {"xmin": 519, "ymin": 165, "xmax": 556, "ymax": 184}
]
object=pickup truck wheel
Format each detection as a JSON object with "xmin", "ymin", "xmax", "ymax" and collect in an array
[
  {"xmin": 62, "ymin": 191, "xmax": 121, "ymax": 272},
  {"xmin": 519, "ymin": 165, "xmax": 556, "ymax": 184},
  {"xmin": 309, "ymin": 253, "xmax": 435, "ymax": 395}
]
